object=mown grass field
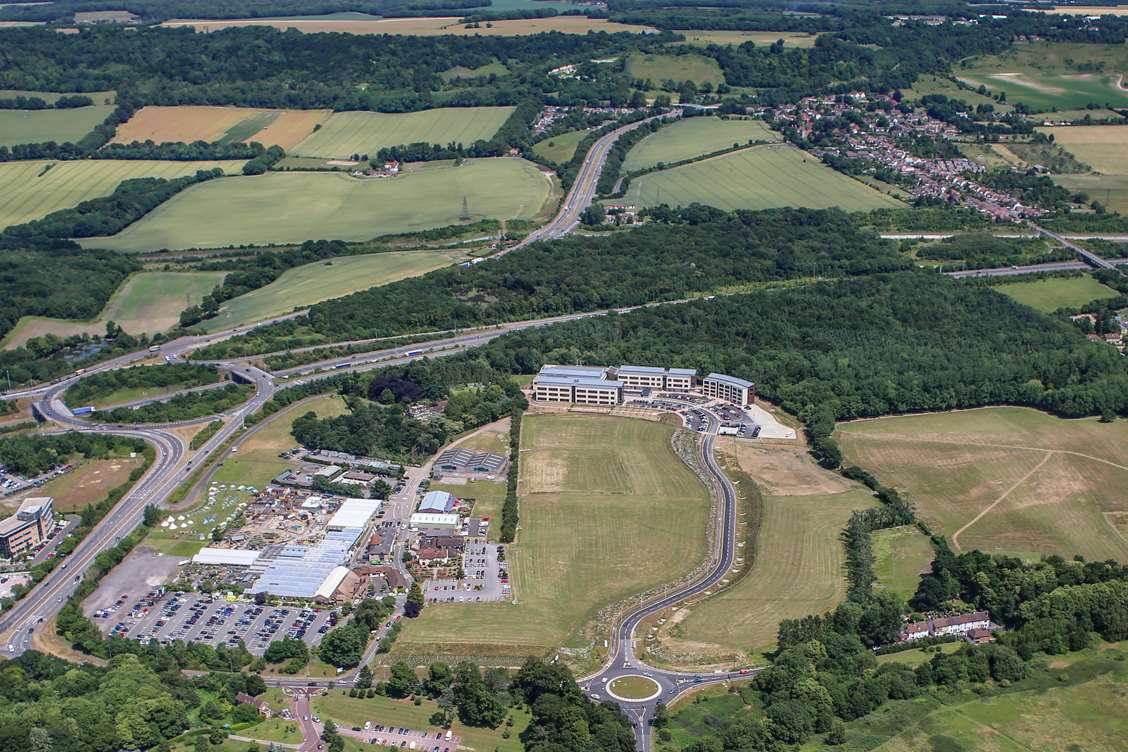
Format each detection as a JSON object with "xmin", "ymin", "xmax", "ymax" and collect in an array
[
  {"xmin": 619, "ymin": 144, "xmax": 904, "ymax": 211},
  {"xmin": 1039, "ymin": 125, "xmax": 1128, "ymax": 173},
  {"xmin": 161, "ymin": 15, "xmax": 651, "ymax": 35},
  {"xmin": 312, "ymin": 691, "xmax": 531, "ymax": 752},
  {"xmin": 290, "ymin": 106, "xmax": 514, "ymax": 159},
  {"xmin": 1, "ymin": 455, "xmax": 143, "ymax": 514},
  {"xmin": 393, "ymin": 414, "xmax": 709, "ymax": 660},
  {"xmin": 439, "ymin": 60, "xmax": 509, "ymax": 82},
  {"xmin": 0, "ymin": 159, "xmax": 247, "ymax": 230},
  {"xmin": 991, "ymin": 274, "xmax": 1119, "ymax": 312},
  {"xmin": 111, "ymin": 105, "xmax": 331, "ymax": 149},
  {"xmin": 901, "ymin": 74, "xmax": 1008, "ymax": 111},
  {"xmin": 532, "ymin": 128, "xmax": 589, "ymax": 164},
  {"xmin": 0, "ymin": 104, "xmax": 115, "ymax": 148},
  {"xmin": 872, "ymin": 525, "xmax": 934, "ymax": 600},
  {"xmin": 625, "ymin": 52, "xmax": 725, "ymax": 85},
  {"xmin": 673, "ymin": 29, "xmax": 818, "ymax": 47},
  {"xmin": 201, "ymin": 249, "xmax": 465, "ymax": 332},
  {"xmin": 956, "ymin": 41, "xmax": 1128, "ymax": 111},
  {"xmin": 802, "ymin": 643, "xmax": 1128, "ymax": 752},
  {"xmin": 80, "ymin": 158, "xmax": 554, "ymax": 252},
  {"xmin": 621, "ymin": 117, "xmax": 780, "ymax": 173},
  {"xmin": 2, "ymin": 271, "xmax": 225, "ymax": 349},
  {"xmin": 672, "ymin": 481, "xmax": 876, "ymax": 659},
  {"xmin": 837, "ymin": 407, "xmax": 1128, "ymax": 562}
]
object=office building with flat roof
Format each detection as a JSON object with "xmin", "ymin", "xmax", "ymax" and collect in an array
[
  {"xmin": 532, "ymin": 365, "xmax": 623, "ymax": 406},
  {"xmin": 0, "ymin": 496, "xmax": 54, "ymax": 558},
  {"xmin": 703, "ymin": 373, "xmax": 755, "ymax": 407},
  {"xmin": 614, "ymin": 365, "xmax": 696, "ymax": 392}
]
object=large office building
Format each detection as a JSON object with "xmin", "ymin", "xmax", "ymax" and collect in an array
[
  {"xmin": 0, "ymin": 496, "xmax": 54, "ymax": 558},
  {"xmin": 703, "ymin": 373, "xmax": 756, "ymax": 407},
  {"xmin": 614, "ymin": 365, "xmax": 696, "ymax": 392},
  {"xmin": 532, "ymin": 365, "xmax": 623, "ymax": 406}
]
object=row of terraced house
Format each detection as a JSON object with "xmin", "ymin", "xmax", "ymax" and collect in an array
[{"xmin": 530, "ymin": 365, "xmax": 755, "ymax": 407}]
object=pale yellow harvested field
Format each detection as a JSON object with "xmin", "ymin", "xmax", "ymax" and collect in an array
[
  {"xmin": 111, "ymin": 106, "xmax": 258, "ymax": 144},
  {"xmin": 1038, "ymin": 125, "xmax": 1128, "ymax": 174},
  {"xmin": 249, "ymin": 109, "xmax": 331, "ymax": 150},
  {"xmin": 162, "ymin": 15, "xmax": 653, "ymax": 36},
  {"xmin": 1035, "ymin": 5, "xmax": 1128, "ymax": 15}
]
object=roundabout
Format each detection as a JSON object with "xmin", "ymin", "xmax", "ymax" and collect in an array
[{"xmin": 606, "ymin": 675, "xmax": 662, "ymax": 703}]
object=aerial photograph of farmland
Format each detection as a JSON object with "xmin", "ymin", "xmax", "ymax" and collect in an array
[{"xmin": 1, "ymin": 3, "xmax": 1128, "ymax": 752}]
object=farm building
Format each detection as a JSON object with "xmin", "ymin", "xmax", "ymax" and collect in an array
[{"xmin": 435, "ymin": 447, "xmax": 507, "ymax": 475}]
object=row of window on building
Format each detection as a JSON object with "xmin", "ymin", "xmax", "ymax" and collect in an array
[{"xmin": 530, "ymin": 364, "xmax": 755, "ymax": 407}]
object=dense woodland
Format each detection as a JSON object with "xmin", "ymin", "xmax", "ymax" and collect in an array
[
  {"xmin": 65, "ymin": 363, "xmax": 222, "ymax": 406},
  {"xmin": 95, "ymin": 382, "xmax": 252, "ymax": 424},
  {"xmin": 207, "ymin": 207, "xmax": 910, "ymax": 353},
  {"xmin": 0, "ymin": 0, "xmax": 483, "ymax": 22}
]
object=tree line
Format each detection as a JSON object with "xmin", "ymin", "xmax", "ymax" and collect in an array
[
  {"xmin": 95, "ymin": 383, "xmax": 253, "ymax": 424},
  {"xmin": 0, "ymin": 94, "xmax": 93, "ymax": 109},
  {"xmin": 65, "ymin": 363, "xmax": 222, "ymax": 406}
]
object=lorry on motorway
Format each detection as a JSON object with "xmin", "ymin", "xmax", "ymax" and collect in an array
[
  {"xmin": 149, "ymin": 345, "xmax": 161, "ymax": 353},
  {"xmin": 406, "ymin": 349, "xmax": 423, "ymax": 357},
  {"xmin": 72, "ymin": 406, "xmax": 96, "ymax": 416}
]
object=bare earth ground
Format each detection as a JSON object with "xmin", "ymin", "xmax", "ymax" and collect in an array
[{"xmin": 2, "ymin": 455, "xmax": 144, "ymax": 514}]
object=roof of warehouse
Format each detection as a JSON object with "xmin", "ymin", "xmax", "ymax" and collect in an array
[
  {"xmin": 705, "ymin": 372, "xmax": 755, "ymax": 389},
  {"xmin": 192, "ymin": 548, "xmax": 261, "ymax": 567},
  {"xmin": 315, "ymin": 565, "xmax": 351, "ymax": 600},
  {"xmin": 419, "ymin": 490, "xmax": 455, "ymax": 513},
  {"xmin": 327, "ymin": 498, "xmax": 382, "ymax": 529}
]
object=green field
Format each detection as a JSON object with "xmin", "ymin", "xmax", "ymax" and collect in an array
[
  {"xmin": 872, "ymin": 525, "xmax": 934, "ymax": 600},
  {"xmin": 532, "ymin": 128, "xmax": 589, "ymax": 164},
  {"xmin": 1, "ymin": 271, "xmax": 226, "ymax": 349},
  {"xmin": 290, "ymin": 106, "xmax": 515, "ymax": 159},
  {"xmin": 1054, "ymin": 173, "xmax": 1128, "ymax": 214},
  {"xmin": 312, "ymin": 691, "xmax": 531, "ymax": 752},
  {"xmin": 625, "ymin": 53, "xmax": 725, "ymax": 85},
  {"xmin": 621, "ymin": 117, "xmax": 780, "ymax": 173},
  {"xmin": 901, "ymin": 74, "xmax": 1008, "ymax": 111},
  {"xmin": 439, "ymin": 60, "xmax": 509, "ymax": 82},
  {"xmin": 0, "ymin": 104, "xmax": 115, "ymax": 148},
  {"xmin": 956, "ymin": 41, "xmax": 1128, "ymax": 112},
  {"xmin": 619, "ymin": 144, "xmax": 904, "ymax": 212},
  {"xmin": 201, "ymin": 249, "xmax": 465, "ymax": 332},
  {"xmin": 801, "ymin": 644, "xmax": 1128, "ymax": 752},
  {"xmin": 0, "ymin": 159, "xmax": 248, "ymax": 230},
  {"xmin": 79, "ymin": 158, "xmax": 555, "ymax": 252},
  {"xmin": 991, "ymin": 274, "xmax": 1119, "ymax": 312},
  {"xmin": 671, "ymin": 486, "xmax": 876, "ymax": 660},
  {"xmin": 837, "ymin": 407, "xmax": 1128, "ymax": 562},
  {"xmin": 393, "ymin": 414, "xmax": 709, "ymax": 663},
  {"xmin": 1039, "ymin": 125, "xmax": 1128, "ymax": 173},
  {"xmin": 673, "ymin": 29, "xmax": 819, "ymax": 47}
]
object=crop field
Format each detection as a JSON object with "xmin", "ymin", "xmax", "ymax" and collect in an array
[
  {"xmin": 837, "ymin": 407, "xmax": 1128, "ymax": 562},
  {"xmin": 201, "ymin": 249, "xmax": 465, "ymax": 332},
  {"xmin": 956, "ymin": 41, "xmax": 1128, "ymax": 112},
  {"xmin": 110, "ymin": 105, "xmax": 331, "ymax": 148},
  {"xmin": 0, "ymin": 159, "xmax": 247, "ymax": 230},
  {"xmin": 991, "ymin": 274, "xmax": 1119, "ymax": 312},
  {"xmin": 872, "ymin": 525, "xmax": 934, "ymax": 600},
  {"xmin": 1036, "ymin": 4, "xmax": 1128, "ymax": 15},
  {"xmin": 393, "ymin": 414, "xmax": 709, "ymax": 660},
  {"xmin": 669, "ymin": 449, "xmax": 875, "ymax": 661},
  {"xmin": 532, "ymin": 128, "xmax": 589, "ymax": 164},
  {"xmin": 161, "ymin": 15, "xmax": 652, "ymax": 35},
  {"xmin": 290, "ymin": 106, "xmax": 514, "ymax": 160},
  {"xmin": 80, "ymin": 158, "xmax": 554, "ymax": 252},
  {"xmin": 1054, "ymin": 173, "xmax": 1128, "ymax": 214},
  {"xmin": 805, "ymin": 645, "xmax": 1128, "ymax": 752},
  {"xmin": 1, "ymin": 455, "xmax": 143, "ymax": 514},
  {"xmin": 0, "ymin": 104, "xmax": 115, "ymax": 148},
  {"xmin": 2, "ymin": 271, "xmax": 225, "ymax": 349},
  {"xmin": 625, "ymin": 53, "xmax": 725, "ymax": 86},
  {"xmin": 673, "ymin": 29, "xmax": 819, "ymax": 47},
  {"xmin": 620, "ymin": 144, "xmax": 904, "ymax": 212},
  {"xmin": 622, "ymin": 117, "xmax": 780, "ymax": 173},
  {"xmin": 312, "ymin": 692, "xmax": 531, "ymax": 752},
  {"xmin": 1039, "ymin": 125, "xmax": 1128, "ymax": 173}
]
